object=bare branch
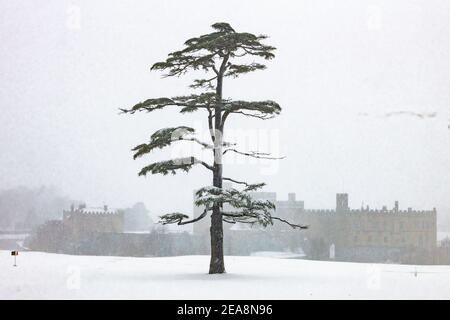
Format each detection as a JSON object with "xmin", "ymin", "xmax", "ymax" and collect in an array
[
  {"xmin": 221, "ymin": 211, "xmax": 308, "ymax": 229},
  {"xmin": 271, "ymin": 216, "xmax": 308, "ymax": 229},
  {"xmin": 199, "ymin": 160, "xmax": 214, "ymax": 171},
  {"xmin": 384, "ymin": 111, "xmax": 437, "ymax": 119},
  {"xmin": 212, "ymin": 65, "xmax": 219, "ymax": 75},
  {"xmin": 183, "ymin": 137, "xmax": 213, "ymax": 149},
  {"xmin": 207, "ymin": 108, "xmax": 215, "ymax": 142},
  {"xmin": 222, "ymin": 177, "xmax": 250, "ymax": 186},
  {"xmin": 223, "ymin": 148, "xmax": 285, "ymax": 160},
  {"xmin": 222, "ymin": 218, "xmax": 256, "ymax": 226}
]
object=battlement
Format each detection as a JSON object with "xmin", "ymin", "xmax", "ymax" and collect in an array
[
  {"xmin": 349, "ymin": 208, "xmax": 435, "ymax": 215},
  {"xmin": 63, "ymin": 204, "xmax": 124, "ymax": 237},
  {"xmin": 63, "ymin": 209, "xmax": 121, "ymax": 216},
  {"xmin": 301, "ymin": 208, "xmax": 435, "ymax": 215},
  {"xmin": 301, "ymin": 195, "xmax": 436, "ymax": 216},
  {"xmin": 303, "ymin": 209, "xmax": 335, "ymax": 214}
]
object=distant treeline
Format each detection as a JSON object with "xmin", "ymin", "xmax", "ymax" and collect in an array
[{"xmin": 0, "ymin": 185, "xmax": 75, "ymax": 230}]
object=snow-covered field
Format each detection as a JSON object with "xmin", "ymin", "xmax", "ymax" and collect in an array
[{"xmin": 1, "ymin": 250, "xmax": 449, "ymax": 299}]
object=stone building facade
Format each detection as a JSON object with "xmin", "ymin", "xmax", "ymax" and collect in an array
[
  {"xmin": 281, "ymin": 193, "xmax": 437, "ymax": 263},
  {"xmin": 192, "ymin": 189, "xmax": 437, "ymax": 264},
  {"xmin": 63, "ymin": 204, "xmax": 124, "ymax": 239}
]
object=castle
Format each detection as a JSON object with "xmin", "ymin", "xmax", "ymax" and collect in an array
[
  {"xmin": 193, "ymin": 190, "xmax": 437, "ymax": 264},
  {"xmin": 63, "ymin": 204, "xmax": 124, "ymax": 239}
]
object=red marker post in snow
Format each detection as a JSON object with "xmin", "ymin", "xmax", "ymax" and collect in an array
[{"xmin": 11, "ymin": 251, "xmax": 18, "ymax": 267}]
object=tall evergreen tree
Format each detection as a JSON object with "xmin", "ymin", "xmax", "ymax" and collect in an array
[{"xmin": 122, "ymin": 22, "xmax": 306, "ymax": 274}]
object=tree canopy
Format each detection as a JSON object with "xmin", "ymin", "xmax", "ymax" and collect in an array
[{"xmin": 122, "ymin": 22, "xmax": 306, "ymax": 273}]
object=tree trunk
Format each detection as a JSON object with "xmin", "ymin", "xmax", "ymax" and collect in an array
[
  {"xmin": 209, "ymin": 57, "xmax": 227, "ymax": 274},
  {"xmin": 209, "ymin": 131, "xmax": 225, "ymax": 273},
  {"xmin": 209, "ymin": 186, "xmax": 224, "ymax": 273}
]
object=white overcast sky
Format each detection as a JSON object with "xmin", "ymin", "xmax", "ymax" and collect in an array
[{"xmin": 0, "ymin": 0, "xmax": 449, "ymax": 221}]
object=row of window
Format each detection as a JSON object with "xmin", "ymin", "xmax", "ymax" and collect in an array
[
  {"xmin": 352, "ymin": 234, "xmax": 430, "ymax": 246},
  {"xmin": 351, "ymin": 220, "xmax": 433, "ymax": 231}
]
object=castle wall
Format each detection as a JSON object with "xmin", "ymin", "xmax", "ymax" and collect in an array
[
  {"xmin": 191, "ymin": 191, "xmax": 438, "ymax": 263},
  {"xmin": 63, "ymin": 209, "xmax": 124, "ymax": 239},
  {"xmin": 338, "ymin": 210, "xmax": 437, "ymax": 251}
]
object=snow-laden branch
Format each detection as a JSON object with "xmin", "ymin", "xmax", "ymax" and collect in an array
[
  {"xmin": 159, "ymin": 208, "xmax": 210, "ymax": 225},
  {"xmin": 222, "ymin": 178, "xmax": 266, "ymax": 192},
  {"xmin": 148, "ymin": 22, "xmax": 275, "ymax": 87},
  {"xmin": 120, "ymin": 92, "xmax": 218, "ymax": 114},
  {"xmin": 194, "ymin": 185, "xmax": 308, "ymax": 229},
  {"xmin": 139, "ymin": 157, "xmax": 213, "ymax": 176},
  {"xmin": 221, "ymin": 100, "xmax": 281, "ymax": 124},
  {"xmin": 225, "ymin": 63, "xmax": 266, "ymax": 78},
  {"xmin": 132, "ymin": 126, "xmax": 213, "ymax": 160}
]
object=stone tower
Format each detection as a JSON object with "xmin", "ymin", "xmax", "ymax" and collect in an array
[{"xmin": 336, "ymin": 193, "xmax": 349, "ymax": 212}]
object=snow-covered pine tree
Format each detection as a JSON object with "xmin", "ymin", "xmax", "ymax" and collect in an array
[{"xmin": 122, "ymin": 22, "xmax": 306, "ymax": 274}]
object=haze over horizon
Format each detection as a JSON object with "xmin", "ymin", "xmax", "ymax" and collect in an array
[{"xmin": 1, "ymin": 0, "xmax": 449, "ymax": 223}]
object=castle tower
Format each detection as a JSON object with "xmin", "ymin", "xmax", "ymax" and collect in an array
[{"xmin": 336, "ymin": 193, "xmax": 349, "ymax": 212}]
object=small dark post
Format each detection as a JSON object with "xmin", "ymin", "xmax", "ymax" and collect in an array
[{"xmin": 11, "ymin": 250, "xmax": 18, "ymax": 267}]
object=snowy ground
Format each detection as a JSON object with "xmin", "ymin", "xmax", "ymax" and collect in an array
[{"xmin": 1, "ymin": 250, "xmax": 449, "ymax": 299}]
